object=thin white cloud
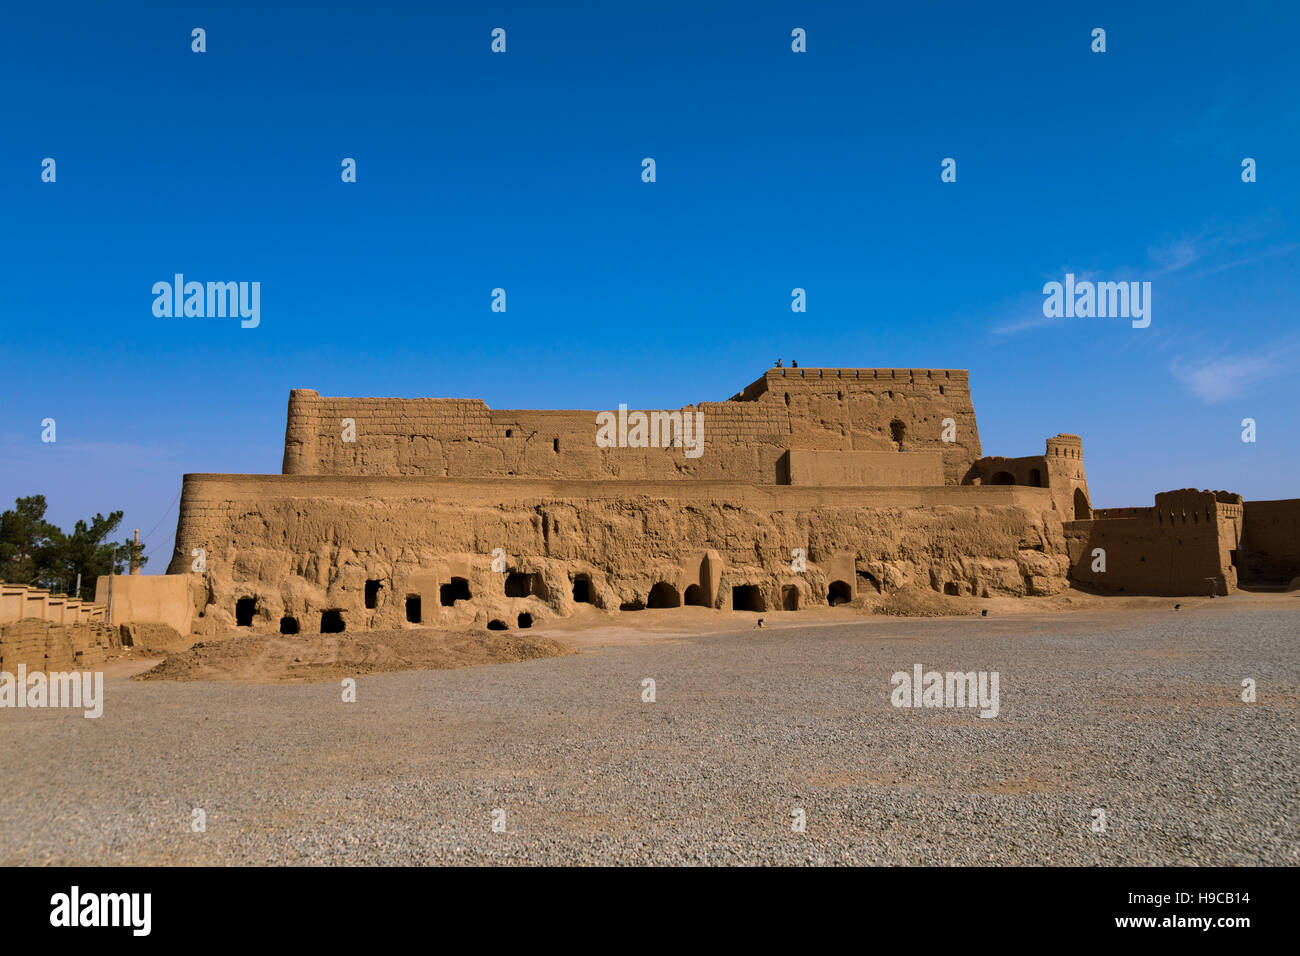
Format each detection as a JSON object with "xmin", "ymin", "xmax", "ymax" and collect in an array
[
  {"xmin": 1169, "ymin": 346, "xmax": 1294, "ymax": 404},
  {"xmin": 991, "ymin": 311, "xmax": 1060, "ymax": 336},
  {"xmin": 1147, "ymin": 237, "xmax": 1204, "ymax": 273},
  {"xmin": 1202, "ymin": 241, "xmax": 1300, "ymax": 276}
]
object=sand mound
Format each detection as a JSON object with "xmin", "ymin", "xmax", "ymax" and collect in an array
[
  {"xmin": 871, "ymin": 588, "xmax": 981, "ymax": 617},
  {"xmin": 136, "ymin": 626, "xmax": 574, "ymax": 683},
  {"xmin": 118, "ymin": 621, "xmax": 191, "ymax": 655}
]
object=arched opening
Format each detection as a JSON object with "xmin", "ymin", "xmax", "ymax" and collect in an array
[
  {"xmin": 647, "ymin": 583, "xmax": 680, "ymax": 608},
  {"xmin": 1029, "ymin": 468, "xmax": 1042, "ymax": 487},
  {"xmin": 364, "ymin": 579, "xmax": 382, "ymax": 609},
  {"xmin": 890, "ymin": 419, "xmax": 907, "ymax": 446},
  {"xmin": 235, "ymin": 597, "xmax": 256, "ymax": 627},
  {"xmin": 943, "ymin": 582, "xmax": 961, "ymax": 596},
  {"xmin": 990, "ymin": 471, "xmax": 1016, "ymax": 485},
  {"xmin": 781, "ymin": 585, "xmax": 799, "ymax": 610},
  {"xmin": 856, "ymin": 569, "xmax": 881, "ymax": 594},
  {"xmin": 517, "ymin": 612, "xmax": 533, "ymax": 628},
  {"xmin": 320, "ymin": 609, "xmax": 345, "ymax": 633},
  {"xmin": 440, "ymin": 578, "xmax": 471, "ymax": 606},
  {"xmin": 684, "ymin": 584, "xmax": 708, "ymax": 607},
  {"xmin": 827, "ymin": 581, "xmax": 852, "ymax": 606},
  {"xmin": 619, "ymin": 600, "xmax": 645, "ymax": 611},
  {"xmin": 405, "ymin": 595, "xmax": 421, "ymax": 623},
  {"xmin": 1074, "ymin": 488, "xmax": 1091, "ymax": 520},
  {"xmin": 731, "ymin": 585, "xmax": 765, "ymax": 612},
  {"xmin": 505, "ymin": 571, "xmax": 540, "ymax": 598},
  {"xmin": 279, "ymin": 615, "xmax": 299, "ymax": 635},
  {"xmin": 784, "ymin": 393, "xmax": 790, "ymax": 406},
  {"xmin": 553, "ymin": 438, "xmax": 560, "ymax": 453},
  {"xmin": 486, "ymin": 619, "xmax": 508, "ymax": 630},
  {"xmin": 571, "ymin": 574, "xmax": 592, "ymax": 603}
]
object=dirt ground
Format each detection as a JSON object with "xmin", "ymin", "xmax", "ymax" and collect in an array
[
  {"xmin": 136, "ymin": 628, "xmax": 574, "ymax": 682},
  {"xmin": 121, "ymin": 586, "xmax": 1298, "ymax": 683},
  {"xmin": 5, "ymin": 596, "xmax": 1295, "ymax": 865}
]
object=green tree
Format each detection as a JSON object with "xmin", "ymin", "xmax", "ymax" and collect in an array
[
  {"xmin": 0, "ymin": 497, "xmax": 147, "ymax": 595},
  {"xmin": 0, "ymin": 495, "xmax": 60, "ymax": 586}
]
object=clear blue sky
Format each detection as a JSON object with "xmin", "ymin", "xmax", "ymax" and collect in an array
[{"xmin": 2, "ymin": 0, "xmax": 1297, "ymax": 570}]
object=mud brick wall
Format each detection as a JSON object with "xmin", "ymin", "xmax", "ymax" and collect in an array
[
  {"xmin": 280, "ymin": 368, "xmax": 982, "ymax": 485},
  {"xmin": 1065, "ymin": 490, "xmax": 1244, "ymax": 596},
  {"xmin": 1241, "ymin": 499, "xmax": 1300, "ymax": 584},
  {"xmin": 165, "ymin": 474, "xmax": 1068, "ymax": 633},
  {"xmin": 0, "ymin": 621, "xmax": 119, "ymax": 672}
]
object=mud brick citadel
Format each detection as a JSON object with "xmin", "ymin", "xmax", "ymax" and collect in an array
[{"xmin": 52, "ymin": 366, "xmax": 1296, "ymax": 637}]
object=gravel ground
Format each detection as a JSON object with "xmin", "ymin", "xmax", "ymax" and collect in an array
[{"xmin": 2, "ymin": 604, "xmax": 1296, "ymax": 865}]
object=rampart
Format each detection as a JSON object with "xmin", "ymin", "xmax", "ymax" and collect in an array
[
  {"xmin": 281, "ymin": 368, "xmax": 982, "ymax": 485},
  {"xmin": 158, "ymin": 367, "xmax": 1299, "ymax": 627},
  {"xmin": 1065, "ymin": 490, "xmax": 1245, "ymax": 595},
  {"xmin": 165, "ymin": 474, "xmax": 1068, "ymax": 633}
]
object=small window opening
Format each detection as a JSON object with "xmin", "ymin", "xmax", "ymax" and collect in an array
[{"xmin": 441, "ymin": 578, "xmax": 471, "ymax": 606}]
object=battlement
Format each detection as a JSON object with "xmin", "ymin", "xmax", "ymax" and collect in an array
[
  {"xmin": 729, "ymin": 368, "xmax": 970, "ymax": 402},
  {"xmin": 0, "ymin": 582, "xmax": 107, "ymax": 626},
  {"xmin": 1045, "ymin": 434, "xmax": 1083, "ymax": 459}
]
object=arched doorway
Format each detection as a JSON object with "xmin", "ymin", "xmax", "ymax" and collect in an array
[
  {"xmin": 647, "ymin": 582, "xmax": 680, "ymax": 608},
  {"xmin": 990, "ymin": 471, "xmax": 1016, "ymax": 485},
  {"xmin": 731, "ymin": 585, "xmax": 765, "ymax": 611},
  {"xmin": 1074, "ymin": 488, "xmax": 1091, "ymax": 520}
]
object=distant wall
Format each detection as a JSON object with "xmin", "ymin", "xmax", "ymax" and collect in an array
[
  {"xmin": 1241, "ymin": 499, "xmax": 1300, "ymax": 585},
  {"xmin": 281, "ymin": 368, "xmax": 982, "ymax": 485},
  {"xmin": 1065, "ymin": 490, "xmax": 1243, "ymax": 595},
  {"xmin": 93, "ymin": 574, "xmax": 194, "ymax": 635},
  {"xmin": 0, "ymin": 583, "xmax": 106, "ymax": 626}
]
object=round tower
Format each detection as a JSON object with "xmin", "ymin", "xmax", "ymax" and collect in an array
[
  {"xmin": 282, "ymin": 388, "xmax": 319, "ymax": 475},
  {"xmin": 1044, "ymin": 434, "xmax": 1092, "ymax": 520}
]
